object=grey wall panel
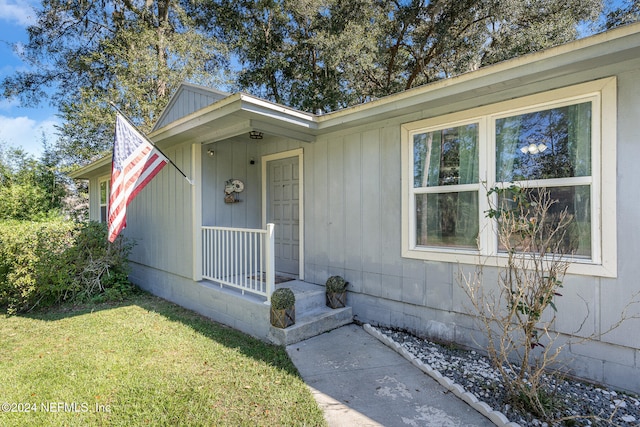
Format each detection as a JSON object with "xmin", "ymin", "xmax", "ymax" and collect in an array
[
  {"xmin": 360, "ymin": 129, "xmax": 382, "ymax": 275},
  {"xmin": 126, "ymin": 143, "xmax": 193, "ymax": 279},
  {"xmin": 155, "ymin": 87, "xmax": 225, "ymax": 130},
  {"xmin": 343, "ymin": 133, "xmax": 363, "ymax": 274},
  {"xmin": 310, "ymin": 140, "xmax": 330, "ymax": 268},
  {"xmin": 327, "ymin": 136, "xmax": 345, "ymax": 270},
  {"xmin": 125, "ymin": 63, "xmax": 640, "ymax": 394}
]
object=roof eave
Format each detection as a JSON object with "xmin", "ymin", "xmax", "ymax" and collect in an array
[
  {"xmin": 69, "ymin": 155, "xmax": 112, "ymax": 179},
  {"xmin": 149, "ymin": 92, "xmax": 318, "ymax": 145}
]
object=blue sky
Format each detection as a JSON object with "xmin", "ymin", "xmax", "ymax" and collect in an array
[{"xmin": 0, "ymin": 0, "xmax": 57, "ymax": 157}]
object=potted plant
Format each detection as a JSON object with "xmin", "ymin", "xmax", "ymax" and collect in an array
[
  {"xmin": 270, "ymin": 287, "xmax": 295, "ymax": 328},
  {"xmin": 325, "ymin": 275, "xmax": 348, "ymax": 309}
]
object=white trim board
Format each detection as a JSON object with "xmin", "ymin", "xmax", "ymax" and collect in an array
[{"xmin": 261, "ymin": 148, "xmax": 305, "ymax": 280}]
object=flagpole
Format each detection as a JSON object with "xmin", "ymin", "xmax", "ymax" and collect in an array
[{"xmin": 108, "ymin": 102, "xmax": 194, "ymax": 185}]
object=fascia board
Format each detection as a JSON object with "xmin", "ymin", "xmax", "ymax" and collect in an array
[
  {"xmin": 149, "ymin": 94, "xmax": 245, "ymax": 142},
  {"xmin": 238, "ymin": 94, "xmax": 317, "ymax": 128},
  {"xmin": 69, "ymin": 155, "xmax": 112, "ymax": 179},
  {"xmin": 150, "ymin": 93, "xmax": 319, "ymax": 146}
]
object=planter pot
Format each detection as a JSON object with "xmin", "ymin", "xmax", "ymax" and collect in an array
[
  {"xmin": 326, "ymin": 291, "xmax": 347, "ymax": 309},
  {"xmin": 270, "ymin": 306, "xmax": 295, "ymax": 328}
]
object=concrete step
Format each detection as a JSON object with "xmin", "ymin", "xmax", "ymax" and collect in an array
[
  {"xmin": 276, "ymin": 280, "xmax": 326, "ymax": 312},
  {"xmin": 269, "ymin": 280, "xmax": 353, "ymax": 345},
  {"xmin": 268, "ymin": 305, "xmax": 353, "ymax": 346}
]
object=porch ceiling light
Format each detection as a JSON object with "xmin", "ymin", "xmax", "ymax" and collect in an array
[
  {"xmin": 520, "ymin": 143, "xmax": 548, "ymax": 155},
  {"xmin": 249, "ymin": 131, "xmax": 263, "ymax": 140}
]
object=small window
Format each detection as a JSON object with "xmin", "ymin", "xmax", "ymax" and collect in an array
[
  {"xmin": 412, "ymin": 123, "xmax": 479, "ymax": 249},
  {"xmin": 99, "ymin": 179, "xmax": 109, "ymax": 223}
]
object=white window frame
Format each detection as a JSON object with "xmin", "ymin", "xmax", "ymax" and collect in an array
[
  {"xmin": 401, "ymin": 77, "xmax": 617, "ymax": 277},
  {"xmin": 98, "ymin": 177, "xmax": 110, "ymax": 223}
]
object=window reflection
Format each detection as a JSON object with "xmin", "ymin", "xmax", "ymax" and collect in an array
[
  {"xmin": 414, "ymin": 123, "xmax": 479, "ymax": 187},
  {"xmin": 415, "ymin": 192, "xmax": 479, "ymax": 249},
  {"xmin": 496, "ymin": 102, "xmax": 591, "ymax": 182},
  {"xmin": 497, "ymin": 186, "xmax": 591, "ymax": 257}
]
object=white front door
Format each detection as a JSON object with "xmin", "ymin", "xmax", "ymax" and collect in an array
[{"xmin": 267, "ymin": 155, "xmax": 300, "ymax": 275}]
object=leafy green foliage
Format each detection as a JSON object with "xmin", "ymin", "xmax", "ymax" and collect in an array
[
  {"xmin": 1, "ymin": 0, "xmax": 625, "ymax": 164},
  {"xmin": 203, "ymin": 0, "xmax": 602, "ymax": 112},
  {"xmin": 602, "ymin": 0, "xmax": 640, "ymax": 30},
  {"xmin": 271, "ymin": 287, "xmax": 295, "ymax": 310},
  {"xmin": 0, "ymin": 219, "xmax": 76, "ymax": 313},
  {"xmin": 0, "ymin": 183, "xmax": 49, "ymax": 221},
  {"xmin": 0, "ymin": 142, "xmax": 68, "ymax": 220},
  {"xmin": 0, "ymin": 220, "xmax": 134, "ymax": 314},
  {"xmin": 325, "ymin": 275, "xmax": 349, "ymax": 293},
  {"xmin": 2, "ymin": 0, "xmax": 229, "ymax": 165}
]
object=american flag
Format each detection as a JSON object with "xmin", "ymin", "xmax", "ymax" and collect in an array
[{"xmin": 107, "ymin": 114, "xmax": 168, "ymax": 242}]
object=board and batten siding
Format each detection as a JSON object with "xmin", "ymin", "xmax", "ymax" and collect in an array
[
  {"xmin": 200, "ymin": 137, "xmax": 305, "ymax": 230},
  {"xmin": 126, "ymin": 143, "xmax": 194, "ymax": 279},
  {"xmin": 300, "ymin": 70, "xmax": 640, "ymax": 393},
  {"xmin": 304, "ymin": 123, "xmax": 434, "ymax": 318},
  {"xmin": 154, "ymin": 85, "xmax": 227, "ymax": 131}
]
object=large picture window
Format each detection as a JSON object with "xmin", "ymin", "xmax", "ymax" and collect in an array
[{"xmin": 401, "ymin": 78, "xmax": 616, "ymax": 277}]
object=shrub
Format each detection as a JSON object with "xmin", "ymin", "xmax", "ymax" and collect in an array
[
  {"xmin": 0, "ymin": 219, "xmax": 76, "ymax": 313},
  {"xmin": 325, "ymin": 275, "xmax": 348, "ymax": 293},
  {"xmin": 0, "ymin": 183, "xmax": 52, "ymax": 221},
  {"xmin": 270, "ymin": 288, "xmax": 295, "ymax": 310},
  {"xmin": 61, "ymin": 221, "xmax": 134, "ymax": 303},
  {"xmin": 0, "ymin": 220, "xmax": 134, "ymax": 314},
  {"xmin": 460, "ymin": 186, "xmax": 573, "ymax": 419}
]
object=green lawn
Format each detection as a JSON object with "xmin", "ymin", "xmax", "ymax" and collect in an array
[{"xmin": 0, "ymin": 293, "xmax": 326, "ymax": 426}]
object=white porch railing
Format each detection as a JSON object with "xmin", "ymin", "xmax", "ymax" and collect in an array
[{"xmin": 202, "ymin": 224, "xmax": 275, "ymax": 301}]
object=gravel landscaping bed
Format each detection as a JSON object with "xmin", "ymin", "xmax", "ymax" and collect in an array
[{"xmin": 376, "ymin": 327, "xmax": 640, "ymax": 426}]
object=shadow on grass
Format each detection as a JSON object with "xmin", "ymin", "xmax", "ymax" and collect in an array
[{"xmin": 13, "ymin": 289, "xmax": 298, "ymax": 375}]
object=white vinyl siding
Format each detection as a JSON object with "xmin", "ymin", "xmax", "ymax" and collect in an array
[{"xmin": 401, "ymin": 78, "xmax": 616, "ymax": 277}]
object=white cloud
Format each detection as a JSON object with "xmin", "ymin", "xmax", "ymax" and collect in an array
[
  {"xmin": 0, "ymin": 115, "xmax": 59, "ymax": 156},
  {"xmin": 0, "ymin": 0, "xmax": 36, "ymax": 27},
  {"xmin": 0, "ymin": 97, "xmax": 20, "ymax": 111}
]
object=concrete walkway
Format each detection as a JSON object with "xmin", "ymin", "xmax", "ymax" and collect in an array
[{"xmin": 286, "ymin": 324, "xmax": 495, "ymax": 427}]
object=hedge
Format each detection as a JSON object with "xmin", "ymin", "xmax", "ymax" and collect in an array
[{"xmin": 0, "ymin": 220, "xmax": 133, "ymax": 314}]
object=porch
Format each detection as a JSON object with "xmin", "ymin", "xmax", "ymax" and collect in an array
[{"xmin": 200, "ymin": 224, "xmax": 352, "ymax": 345}]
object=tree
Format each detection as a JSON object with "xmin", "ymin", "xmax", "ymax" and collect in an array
[
  {"xmin": 0, "ymin": 137, "xmax": 67, "ymax": 220},
  {"xmin": 460, "ymin": 186, "xmax": 640, "ymax": 423},
  {"xmin": 37, "ymin": 133, "xmax": 67, "ymax": 212},
  {"xmin": 2, "ymin": 0, "xmax": 229, "ymax": 165},
  {"xmin": 2, "ymin": 0, "xmax": 607, "ymax": 163},
  {"xmin": 203, "ymin": 0, "xmax": 602, "ymax": 112},
  {"xmin": 194, "ymin": 0, "xmax": 371, "ymax": 112},
  {"xmin": 602, "ymin": 0, "xmax": 640, "ymax": 29}
]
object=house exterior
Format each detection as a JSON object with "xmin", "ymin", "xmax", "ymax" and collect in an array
[{"xmin": 71, "ymin": 24, "xmax": 640, "ymax": 394}]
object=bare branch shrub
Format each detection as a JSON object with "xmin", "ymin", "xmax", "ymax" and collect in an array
[
  {"xmin": 460, "ymin": 186, "xmax": 581, "ymax": 419},
  {"xmin": 460, "ymin": 184, "xmax": 640, "ymax": 424}
]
